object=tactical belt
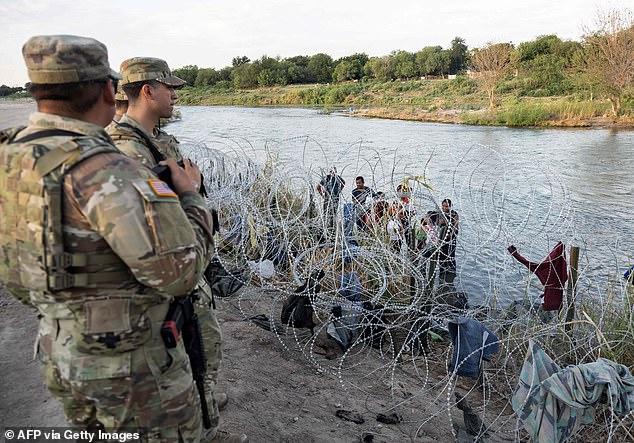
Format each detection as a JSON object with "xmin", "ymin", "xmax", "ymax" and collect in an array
[
  {"xmin": 51, "ymin": 252, "xmax": 126, "ymax": 268},
  {"xmin": 49, "ymin": 271, "xmax": 132, "ymax": 291}
]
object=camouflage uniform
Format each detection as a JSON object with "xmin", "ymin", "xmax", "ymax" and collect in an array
[
  {"xmin": 106, "ymin": 57, "xmax": 224, "ymax": 433},
  {"xmin": 107, "ymin": 113, "xmax": 159, "ymax": 166},
  {"xmin": 154, "ymin": 126, "xmax": 184, "ymax": 162},
  {"xmin": 1, "ymin": 35, "xmax": 215, "ymax": 442}
]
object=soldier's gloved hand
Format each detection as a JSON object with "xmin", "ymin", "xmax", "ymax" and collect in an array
[{"xmin": 161, "ymin": 158, "xmax": 201, "ymax": 195}]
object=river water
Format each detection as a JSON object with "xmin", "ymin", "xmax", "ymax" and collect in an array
[
  {"xmin": 168, "ymin": 106, "xmax": 634, "ymax": 306},
  {"xmin": 2, "ymin": 103, "xmax": 632, "ymax": 306}
]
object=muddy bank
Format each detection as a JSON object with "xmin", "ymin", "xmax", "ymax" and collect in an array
[{"xmin": 352, "ymin": 107, "xmax": 634, "ymax": 128}]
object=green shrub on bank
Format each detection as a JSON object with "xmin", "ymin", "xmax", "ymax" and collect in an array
[
  {"xmin": 461, "ymin": 98, "xmax": 613, "ymax": 126},
  {"xmin": 496, "ymin": 102, "xmax": 554, "ymax": 126}
]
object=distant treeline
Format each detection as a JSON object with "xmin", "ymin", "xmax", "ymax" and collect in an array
[
  {"xmin": 174, "ymin": 16, "xmax": 634, "ymax": 117},
  {"xmin": 173, "ymin": 35, "xmax": 581, "ymax": 95},
  {"xmin": 0, "ymin": 85, "xmax": 26, "ymax": 97},
  {"xmin": 173, "ymin": 37, "xmax": 471, "ymax": 89}
]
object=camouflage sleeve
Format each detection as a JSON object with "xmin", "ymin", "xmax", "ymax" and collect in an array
[
  {"xmin": 112, "ymin": 138, "xmax": 156, "ymax": 167},
  {"xmin": 67, "ymin": 153, "xmax": 214, "ymax": 296}
]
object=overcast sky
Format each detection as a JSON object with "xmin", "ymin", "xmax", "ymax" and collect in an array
[{"xmin": 0, "ymin": 0, "xmax": 625, "ymax": 86}]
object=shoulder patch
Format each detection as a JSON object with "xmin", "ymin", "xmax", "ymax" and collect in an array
[{"xmin": 148, "ymin": 179, "xmax": 177, "ymax": 198}]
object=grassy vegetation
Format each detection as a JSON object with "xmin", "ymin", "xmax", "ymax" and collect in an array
[{"xmin": 175, "ymin": 78, "xmax": 633, "ymax": 128}]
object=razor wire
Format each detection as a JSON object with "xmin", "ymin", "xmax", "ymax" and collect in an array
[{"xmin": 179, "ymin": 135, "xmax": 634, "ymax": 443}]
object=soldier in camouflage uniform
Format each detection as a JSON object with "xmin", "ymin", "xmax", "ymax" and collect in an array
[
  {"xmin": 113, "ymin": 88, "xmax": 128, "ymax": 122},
  {"xmin": 0, "ymin": 35, "xmax": 215, "ymax": 442},
  {"xmin": 106, "ymin": 57, "xmax": 241, "ymax": 443},
  {"xmin": 106, "ymin": 57, "xmax": 184, "ymax": 165},
  {"xmin": 112, "ymin": 83, "xmax": 175, "ymax": 161}
]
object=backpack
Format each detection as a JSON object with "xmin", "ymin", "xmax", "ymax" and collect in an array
[{"xmin": 281, "ymin": 270, "xmax": 325, "ymax": 332}]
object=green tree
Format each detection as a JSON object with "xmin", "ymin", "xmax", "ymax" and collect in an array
[
  {"xmin": 365, "ymin": 56, "xmax": 395, "ymax": 81},
  {"xmin": 194, "ymin": 68, "xmax": 220, "ymax": 87},
  {"xmin": 253, "ymin": 56, "xmax": 289, "ymax": 86},
  {"xmin": 427, "ymin": 50, "xmax": 451, "ymax": 77},
  {"xmin": 335, "ymin": 53, "xmax": 369, "ymax": 80},
  {"xmin": 510, "ymin": 35, "xmax": 581, "ymax": 95},
  {"xmin": 333, "ymin": 58, "xmax": 365, "ymax": 82},
  {"xmin": 392, "ymin": 50, "xmax": 417, "ymax": 79},
  {"xmin": 333, "ymin": 61, "xmax": 352, "ymax": 82},
  {"xmin": 172, "ymin": 65, "xmax": 198, "ymax": 85},
  {"xmin": 231, "ymin": 62, "xmax": 259, "ymax": 89},
  {"xmin": 217, "ymin": 67, "xmax": 233, "ymax": 82},
  {"xmin": 307, "ymin": 53, "xmax": 334, "ymax": 83},
  {"xmin": 284, "ymin": 55, "xmax": 311, "ymax": 83},
  {"xmin": 529, "ymin": 55, "xmax": 570, "ymax": 94},
  {"xmin": 232, "ymin": 56, "xmax": 250, "ymax": 67},
  {"xmin": 286, "ymin": 55, "xmax": 310, "ymax": 67},
  {"xmin": 0, "ymin": 85, "xmax": 25, "ymax": 97},
  {"xmin": 448, "ymin": 37, "xmax": 469, "ymax": 74},
  {"xmin": 415, "ymin": 46, "xmax": 442, "ymax": 76}
]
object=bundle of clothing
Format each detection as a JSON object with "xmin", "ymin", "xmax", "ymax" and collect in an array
[{"xmin": 512, "ymin": 340, "xmax": 634, "ymax": 443}]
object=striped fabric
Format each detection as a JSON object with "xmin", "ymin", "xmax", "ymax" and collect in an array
[{"xmin": 512, "ymin": 340, "xmax": 634, "ymax": 442}]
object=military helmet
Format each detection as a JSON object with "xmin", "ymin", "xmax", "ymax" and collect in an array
[
  {"xmin": 22, "ymin": 35, "xmax": 121, "ymax": 84},
  {"xmin": 119, "ymin": 57, "xmax": 185, "ymax": 87}
]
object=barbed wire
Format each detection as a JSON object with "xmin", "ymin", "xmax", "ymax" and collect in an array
[{"xmin": 181, "ymin": 136, "xmax": 634, "ymax": 442}]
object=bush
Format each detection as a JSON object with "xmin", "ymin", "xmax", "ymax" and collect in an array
[
  {"xmin": 214, "ymin": 80, "xmax": 234, "ymax": 90},
  {"xmin": 496, "ymin": 102, "xmax": 553, "ymax": 126},
  {"xmin": 446, "ymin": 76, "xmax": 477, "ymax": 95}
]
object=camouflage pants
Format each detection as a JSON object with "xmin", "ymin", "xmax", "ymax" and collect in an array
[
  {"xmin": 37, "ymin": 309, "xmax": 205, "ymax": 443},
  {"xmin": 195, "ymin": 279, "xmax": 223, "ymax": 432}
]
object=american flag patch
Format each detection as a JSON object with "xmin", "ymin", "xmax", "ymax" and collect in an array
[{"xmin": 148, "ymin": 179, "xmax": 177, "ymax": 198}]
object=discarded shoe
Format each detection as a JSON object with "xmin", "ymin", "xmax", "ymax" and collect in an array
[
  {"xmin": 248, "ymin": 314, "xmax": 272, "ymax": 331},
  {"xmin": 376, "ymin": 412, "xmax": 402, "ymax": 424},
  {"xmin": 455, "ymin": 393, "xmax": 488, "ymax": 437},
  {"xmin": 207, "ymin": 429, "xmax": 249, "ymax": 443},
  {"xmin": 335, "ymin": 409, "xmax": 365, "ymax": 424},
  {"xmin": 215, "ymin": 392, "xmax": 229, "ymax": 411}
]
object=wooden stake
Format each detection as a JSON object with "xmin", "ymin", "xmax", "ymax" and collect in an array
[{"xmin": 565, "ymin": 246, "xmax": 580, "ymax": 328}]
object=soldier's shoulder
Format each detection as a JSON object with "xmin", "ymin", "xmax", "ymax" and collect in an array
[
  {"xmin": 106, "ymin": 120, "xmax": 143, "ymax": 141},
  {"xmin": 71, "ymin": 149, "xmax": 153, "ymax": 186},
  {"xmin": 0, "ymin": 126, "xmax": 27, "ymax": 144}
]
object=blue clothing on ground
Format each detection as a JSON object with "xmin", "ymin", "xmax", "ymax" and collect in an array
[{"xmin": 448, "ymin": 317, "xmax": 499, "ymax": 379}]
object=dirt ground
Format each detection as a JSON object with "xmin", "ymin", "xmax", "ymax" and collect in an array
[{"xmin": 0, "ymin": 285, "xmax": 512, "ymax": 443}]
